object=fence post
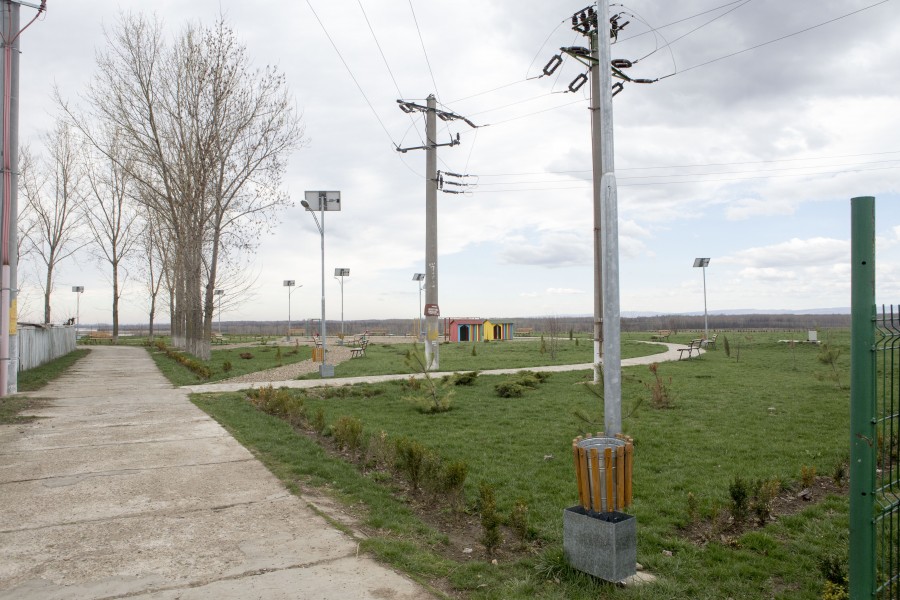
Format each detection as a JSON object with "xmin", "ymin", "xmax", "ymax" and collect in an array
[{"xmin": 849, "ymin": 196, "xmax": 876, "ymax": 598}]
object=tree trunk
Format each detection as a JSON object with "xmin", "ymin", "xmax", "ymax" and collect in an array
[
  {"xmin": 43, "ymin": 266, "xmax": 53, "ymax": 324},
  {"xmin": 111, "ymin": 258, "xmax": 119, "ymax": 343}
]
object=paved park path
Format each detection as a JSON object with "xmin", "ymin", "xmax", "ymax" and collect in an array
[
  {"xmin": 183, "ymin": 341, "xmax": 694, "ymax": 394},
  {"xmin": 0, "ymin": 346, "xmax": 434, "ymax": 600}
]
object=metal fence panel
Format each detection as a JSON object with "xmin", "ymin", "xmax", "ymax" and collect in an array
[
  {"xmin": 874, "ymin": 307, "xmax": 900, "ymax": 599},
  {"xmin": 17, "ymin": 326, "xmax": 76, "ymax": 371}
]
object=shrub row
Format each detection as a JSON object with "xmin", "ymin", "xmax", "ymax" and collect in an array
[
  {"xmin": 156, "ymin": 341, "xmax": 211, "ymax": 379},
  {"xmin": 248, "ymin": 385, "xmax": 306, "ymax": 428}
]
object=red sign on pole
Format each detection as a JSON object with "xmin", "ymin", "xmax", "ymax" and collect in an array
[{"xmin": 424, "ymin": 303, "xmax": 440, "ymax": 317}]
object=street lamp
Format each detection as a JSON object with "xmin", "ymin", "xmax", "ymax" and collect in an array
[
  {"xmin": 412, "ymin": 273, "xmax": 425, "ymax": 341},
  {"xmin": 71, "ymin": 286, "xmax": 83, "ymax": 333},
  {"xmin": 302, "ymin": 190, "xmax": 341, "ymax": 378},
  {"xmin": 284, "ymin": 280, "xmax": 301, "ymax": 340},
  {"xmin": 693, "ymin": 258, "xmax": 710, "ymax": 341},
  {"xmin": 214, "ymin": 289, "xmax": 224, "ymax": 335},
  {"xmin": 334, "ymin": 268, "xmax": 349, "ymax": 337}
]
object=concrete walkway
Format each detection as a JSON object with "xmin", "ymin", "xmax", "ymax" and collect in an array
[
  {"xmin": 0, "ymin": 346, "xmax": 434, "ymax": 600},
  {"xmin": 183, "ymin": 341, "xmax": 696, "ymax": 394}
]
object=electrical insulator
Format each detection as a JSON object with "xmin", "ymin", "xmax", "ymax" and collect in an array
[
  {"xmin": 611, "ymin": 59, "xmax": 633, "ymax": 69},
  {"xmin": 543, "ymin": 54, "xmax": 563, "ymax": 76},
  {"xmin": 612, "ymin": 82, "xmax": 624, "ymax": 97},
  {"xmin": 569, "ymin": 73, "xmax": 588, "ymax": 93}
]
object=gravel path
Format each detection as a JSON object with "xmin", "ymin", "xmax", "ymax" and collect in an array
[{"xmin": 219, "ymin": 345, "xmax": 355, "ymax": 384}]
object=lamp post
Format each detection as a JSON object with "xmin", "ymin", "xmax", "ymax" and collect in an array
[
  {"xmin": 71, "ymin": 286, "xmax": 83, "ymax": 334},
  {"xmin": 283, "ymin": 280, "xmax": 300, "ymax": 340},
  {"xmin": 334, "ymin": 268, "xmax": 349, "ymax": 337},
  {"xmin": 412, "ymin": 273, "xmax": 425, "ymax": 341},
  {"xmin": 302, "ymin": 190, "xmax": 341, "ymax": 378},
  {"xmin": 693, "ymin": 258, "xmax": 710, "ymax": 341},
  {"xmin": 214, "ymin": 289, "xmax": 224, "ymax": 335}
]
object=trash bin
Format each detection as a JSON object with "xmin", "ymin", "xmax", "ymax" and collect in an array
[
  {"xmin": 312, "ymin": 347, "xmax": 324, "ymax": 362},
  {"xmin": 571, "ymin": 435, "xmax": 633, "ymax": 513}
]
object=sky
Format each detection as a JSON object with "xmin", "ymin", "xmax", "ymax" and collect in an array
[{"xmin": 11, "ymin": 0, "xmax": 900, "ymax": 327}]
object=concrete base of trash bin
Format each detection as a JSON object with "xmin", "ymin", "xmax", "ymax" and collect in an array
[
  {"xmin": 563, "ymin": 506, "xmax": 636, "ymax": 583},
  {"xmin": 319, "ymin": 364, "xmax": 334, "ymax": 378}
]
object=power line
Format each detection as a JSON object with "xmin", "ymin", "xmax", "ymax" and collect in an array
[
  {"xmin": 635, "ymin": 0, "xmax": 754, "ymax": 63},
  {"xmin": 304, "ymin": 0, "xmax": 398, "ymax": 146},
  {"xmin": 484, "ymin": 98, "xmax": 588, "ymax": 127},
  {"xmin": 356, "ymin": 0, "xmax": 424, "ymax": 145},
  {"xmin": 660, "ymin": 0, "xmax": 893, "ymax": 79},
  {"xmin": 614, "ymin": 0, "xmax": 751, "ymax": 44},
  {"xmin": 408, "ymin": 0, "xmax": 441, "ymax": 99},
  {"xmin": 475, "ymin": 150, "xmax": 900, "ymax": 177},
  {"xmin": 475, "ymin": 158, "xmax": 900, "ymax": 184},
  {"xmin": 471, "ymin": 163, "xmax": 900, "ymax": 192},
  {"xmin": 356, "ymin": 0, "xmax": 403, "ymax": 98}
]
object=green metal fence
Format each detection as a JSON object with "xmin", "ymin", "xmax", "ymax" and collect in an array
[
  {"xmin": 850, "ymin": 196, "xmax": 899, "ymax": 598},
  {"xmin": 873, "ymin": 306, "xmax": 900, "ymax": 598}
]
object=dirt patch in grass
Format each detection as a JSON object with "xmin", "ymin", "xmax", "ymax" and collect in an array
[
  {"xmin": 0, "ymin": 396, "xmax": 51, "ymax": 425},
  {"xmin": 680, "ymin": 475, "xmax": 847, "ymax": 546}
]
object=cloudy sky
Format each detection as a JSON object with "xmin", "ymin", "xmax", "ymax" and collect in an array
[{"xmin": 13, "ymin": 0, "xmax": 900, "ymax": 327}]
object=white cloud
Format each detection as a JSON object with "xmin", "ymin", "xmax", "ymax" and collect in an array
[
  {"xmin": 546, "ymin": 288, "xmax": 585, "ymax": 295},
  {"xmin": 725, "ymin": 198, "xmax": 798, "ymax": 221},
  {"xmin": 725, "ymin": 237, "xmax": 849, "ymax": 268}
]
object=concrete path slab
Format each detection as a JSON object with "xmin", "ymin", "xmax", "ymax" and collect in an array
[{"xmin": 0, "ymin": 346, "xmax": 434, "ymax": 600}]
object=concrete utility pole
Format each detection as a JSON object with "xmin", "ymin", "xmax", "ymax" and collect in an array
[
  {"xmin": 595, "ymin": 0, "xmax": 622, "ymax": 437},
  {"xmin": 396, "ymin": 96, "xmax": 476, "ymax": 371},
  {"xmin": 555, "ymin": 3, "xmax": 622, "ymax": 435},
  {"xmin": 424, "ymin": 95, "xmax": 439, "ymax": 369}
]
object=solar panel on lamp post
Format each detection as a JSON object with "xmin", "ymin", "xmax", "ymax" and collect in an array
[
  {"xmin": 71, "ymin": 286, "xmax": 84, "ymax": 334},
  {"xmin": 283, "ymin": 280, "xmax": 299, "ymax": 341},
  {"xmin": 693, "ymin": 258, "xmax": 710, "ymax": 341},
  {"xmin": 302, "ymin": 191, "xmax": 341, "ymax": 378},
  {"xmin": 334, "ymin": 268, "xmax": 349, "ymax": 337}
]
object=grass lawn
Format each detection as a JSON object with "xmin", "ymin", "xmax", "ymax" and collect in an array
[
  {"xmin": 193, "ymin": 330, "xmax": 852, "ymax": 599},
  {"xmin": 299, "ymin": 334, "xmax": 667, "ymax": 379},
  {"xmin": 149, "ymin": 342, "xmax": 313, "ymax": 386}
]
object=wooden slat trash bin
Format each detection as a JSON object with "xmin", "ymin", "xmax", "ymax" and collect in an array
[{"xmin": 572, "ymin": 435, "xmax": 634, "ymax": 513}]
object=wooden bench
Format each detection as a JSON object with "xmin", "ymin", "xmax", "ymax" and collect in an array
[
  {"xmin": 651, "ymin": 330, "xmax": 672, "ymax": 341},
  {"xmin": 84, "ymin": 332, "xmax": 112, "ymax": 344},
  {"xmin": 347, "ymin": 335, "xmax": 367, "ymax": 347},
  {"xmin": 516, "ymin": 327, "xmax": 534, "ymax": 336},
  {"xmin": 678, "ymin": 339, "xmax": 703, "ymax": 360},
  {"xmin": 211, "ymin": 333, "xmax": 226, "ymax": 344},
  {"xmin": 701, "ymin": 333, "xmax": 718, "ymax": 350},
  {"xmin": 349, "ymin": 339, "xmax": 368, "ymax": 358}
]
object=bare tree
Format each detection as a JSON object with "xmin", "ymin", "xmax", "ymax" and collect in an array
[
  {"xmin": 16, "ymin": 146, "xmax": 39, "ymax": 263},
  {"xmin": 83, "ymin": 127, "xmax": 140, "ymax": 341},
  {"xmin": 62, "ymin": 12, "xmax": 304, "ymax": 359},
  {"xmin": 20, "ymin": 120, "xmax": 86, "ymax": 324},
  {"xmin": 134, "ymin": 207, "xmax": 167, "ymax": 342}
]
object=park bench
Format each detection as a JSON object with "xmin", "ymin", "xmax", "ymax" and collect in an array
[
  {"xmin": 349, "ymin": 339, "xmax": 368, "ymax": 358},
  {"xmin": 347, "ymin": 335, "xmax": 367, "ymax": 347},
  {"xmin": 701, "ymin": 333, "xmax": 718, "ymax": 350},
  {"xmin": 677, "ymin": 339, "xmax": 703, "ymax": 360},
  {"xmin": 516, "ymin": 327, "xmax": 534, "ymax": 336},
  {"xmin": 84, "ymin": 331, "xmax": 112, "ymax": 345},
  {"xmin": 211, "ymin": 333, "xmax": 226, "ymax": 344},
  {"xmin": 651, "ymin": 330, "xmax": 672, "ymax": 341}
]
